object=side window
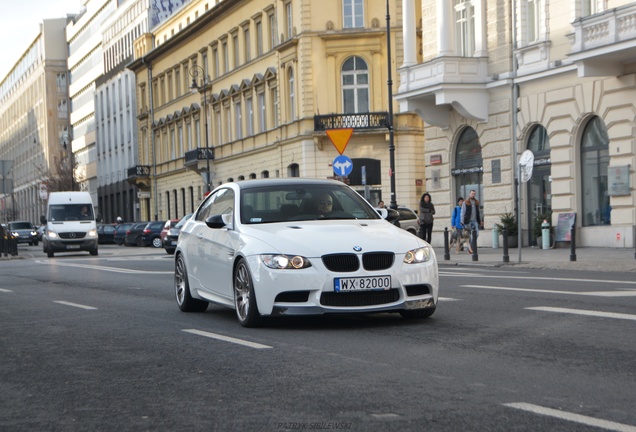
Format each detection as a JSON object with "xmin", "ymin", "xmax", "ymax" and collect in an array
[{"xmin": 196, "ymin": 188, "xmax": 235, "ymax": 222}]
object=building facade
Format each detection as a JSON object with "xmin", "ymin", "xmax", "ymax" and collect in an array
[
  {"xmin": 396, "ymin": 0, "xmax": 636, "ymax": 248},
  {"xmin": 67, "ymin": 0, "xmax": 117, "ymax": 216},
  {"xmin": 0, "ymin": 18, "xmax": 72, "ymax": 224},
  {"xmin": 128, "ymin": 0, "xmax": 426, "ymax": 223}
]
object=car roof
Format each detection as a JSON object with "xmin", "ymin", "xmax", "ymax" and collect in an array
[{"xmin": 226, "ymin": 178, "xmax": 343, "ymax": 191}]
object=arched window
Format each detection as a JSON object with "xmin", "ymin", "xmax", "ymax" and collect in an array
[
  {"xmin": 261, "ymin": 170, "xmax": 269, "ymax": 178},
  {"xmin": 452, "ymin": 126, "xmax": 483, "ymax": 202},
  {"xmin": 342, "ymin": 56, "xmax": 369, "ymax": 114},
  {"xmin": 581, "ymin": 116, "xmax": 610, "ymax": 226},
  {"xmin": 288, "ymin": 163, "xmax": 299, "ymax": 177},
  {"xmin": 249, "ymin": 173, "xmax": 256, "ymax": 179},
  {"xmin": 526, "ymin": 124, "xmax": 551, "ymax": 244}
]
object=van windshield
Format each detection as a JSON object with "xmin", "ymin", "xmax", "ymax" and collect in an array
[{"xmin": 49, "ymin": 204, "xmax": 94, "ymax": 221}]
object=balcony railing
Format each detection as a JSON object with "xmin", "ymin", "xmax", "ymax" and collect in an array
[
  {"xmin": 314, "ymin": 112, "xmax": 389, "ymax": 131},
  {"xmin": 127, "ymin": 165, "xmax": 150, "ymax": 178},
  {"xmin": 570, "ymin": 4, "xmax": 636, "ymax": 53},
  {"xmin": 184, "ymin": 148, "xmax": 214, "ymax": 165}
]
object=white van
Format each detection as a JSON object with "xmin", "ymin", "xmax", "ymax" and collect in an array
[{"xmin": 40, "ymin": 191, "xmax": 98, "ymax": 258}]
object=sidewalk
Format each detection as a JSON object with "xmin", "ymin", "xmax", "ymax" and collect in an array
[{"xmin": 437, "ymin": 244, "xmax": 636, "ymax": 272}]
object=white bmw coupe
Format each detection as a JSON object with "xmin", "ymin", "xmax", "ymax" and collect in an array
[{"xmin": 174, "ymin": 178, "xmax": 439, "ymax": 327}]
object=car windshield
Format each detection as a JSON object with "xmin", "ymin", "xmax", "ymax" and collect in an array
[
  {"xmin": 49, "ymin": 204, "xmax": 94, "ymax": 221},
  {"xmin": 240, "ymin": 184, "xmax": 381, "ymax": 224},
  {"xmin": 10, "ymin": 222, "xmax": 33, "ymax": 230}
]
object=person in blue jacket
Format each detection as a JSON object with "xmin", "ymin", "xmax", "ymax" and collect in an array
[{"xmin": 450, "ymin": 197, "xmax": 464, "ymax": 253}]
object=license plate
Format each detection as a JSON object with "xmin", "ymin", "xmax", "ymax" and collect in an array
[
  {"xmin": 170, "ymin": 241, "xmax": 177, "ymax": 246},
  {"xmin": 334, "ymin": 276, "xmax": 391, "ymax": 292},
  {"xmin": 66, "ymin": 245, "xmax": 80, "ymax": 249}
]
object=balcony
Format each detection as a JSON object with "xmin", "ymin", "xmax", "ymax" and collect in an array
[
  {"xmin": 126, "ymin": 165, "xmax": 151, "ymax": 190},
  {"xmin": 184, "ymin": 148, "xmax": 214, "ymax": 174},
  {"xmin": 568, "ymin": 4, "xmax": 636, "ymax": 77},
  {"xmin": 395, "ymin": 56, "xmax": 490, "ymax": 128}
]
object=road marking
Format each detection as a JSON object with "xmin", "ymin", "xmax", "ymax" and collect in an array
[
  {"xmin": 438, "ymin": 297, "xmax": 461, "ymax": 302},
  {"xmin": 0, "ymin": 288, "xmax": 13, "ymax": 293},
  {"xmin": 37, "ymin": 260, "xmax": 173, "ymax": 274},
  {"xmin": 448, "ymin": 273, "xmax": 636, "ymax": 285},
  {"xmin": 504, "ymin": 403, "xmax": 636, "ymax": 432},
  {"xmin": 527, "ymin": 307, "xmax": 636, "ymax": 322},
  {"xmin": 183, "ymin": 329, "xmax": 272, "ymax": 349},
  {"xmin": 461, "ymin": 285, "xmax": 636, "ymax": 297},
  {"xmin": 53, "ymin": 301, "xmax": 98, "ymax": 310}
]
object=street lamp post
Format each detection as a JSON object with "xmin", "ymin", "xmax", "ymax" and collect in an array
[
  {"xmin": 189, "ymin": 66, "xmax": 212, "ymax": 193},
  {"xmin": 386, "ymin": 0, "xmax": 397, "ymax": 209}
]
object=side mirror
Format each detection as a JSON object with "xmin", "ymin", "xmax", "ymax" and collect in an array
[
  {"xmin": 40, "ymin": 215, "xmax": 47, "ymax": 224},
  {"xmin": 205, "ymin": 214, "xmax": 226, "ymax": 229}
]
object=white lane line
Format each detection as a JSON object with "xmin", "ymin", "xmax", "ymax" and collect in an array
[
  {"xmin": 448, "ymin": 273, "xmax": 636, "ymax": 285},
  {"xmin": 504, "ymin": 403, "xmax": 636, "ymax": 432},
  {"xmin": 0, "ymin": 288, "xmax": 13, "ymax": 293},
  {"xmin": 438, "ymin": 297, "xmax": 461, "ymax": 302},
  {"xmin": 36, "ymin": 260, "xmax": 173, "ymax": 275},
  {"xmin": 461, "ymin": 285, "xmax": 636, "ymax": 297},
  {"xmin": 527, "ymin": 307, "xmax": 636, "ymax": 322},
  {"xmin": 53, "ymin": 301, "xmax": 98, "ymax": 310},
  {"xmin": 183, "ymin": 329, "xmax": 272, "ymax": 349}
]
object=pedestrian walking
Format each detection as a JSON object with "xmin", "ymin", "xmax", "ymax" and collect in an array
[
  {"xmin": 418, "ymin": 192, "xmax": 435, "ymax": 244},
  {"xmin": 460, "ymin": 189, "xmax": 484, "ymax": 250}
]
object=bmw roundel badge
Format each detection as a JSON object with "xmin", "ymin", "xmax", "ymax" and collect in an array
[{"xmin": 353, "ymin": 246, "xmax": 362, "ymax": 252}]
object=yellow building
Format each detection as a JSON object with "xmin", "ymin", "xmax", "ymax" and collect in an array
[{"xmin": 128, "ymin": 0, "xmax": 426, "ymax": 222}]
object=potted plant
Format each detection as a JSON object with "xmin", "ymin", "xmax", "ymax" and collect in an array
[{"xmin": 495, "ymin": 211, "xmax": 518, "ymax": 247}]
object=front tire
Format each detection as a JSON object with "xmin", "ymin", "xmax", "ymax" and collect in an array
[
  {"xmin": 175, "ymin": 254, "xmax": 208, "ymax": 312},
  {"xmin": 46, "ymin": 246, "xmax": 54, "ymax": 258},
  {"xmin": 90, "ymin": 248, "xmax": 98, "ymax": 256},
  {"xmin": 165, "ymin": 248, "xmax": 175, "ymax": 255},
  {"xmin": 233, "ymin": 259, "xmax": 261, "ymax": 327},
  {"xmin": 152, "ymin": 237, "xmax": 162, "ymax": 248}
]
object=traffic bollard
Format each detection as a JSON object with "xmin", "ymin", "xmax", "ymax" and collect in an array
[
  {"xmin": 443, "ymin": 227, "xmax": 450, "ymax": 261},
  {"xmin": 569, "ymin": 225, "xmax": 576, "ymax": 262},
  {"xmin": 471, "ymin": 227, "xmax": 478, "ymax": 261},
  {"xmin": 502, "ymin": 228, "xmax": 510, "ymax": 263}
]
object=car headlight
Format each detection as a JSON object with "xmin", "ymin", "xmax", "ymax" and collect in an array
[
  {"xmin": 30, "ymin": 231, "xmax": 36, "ymax": 236},
  {"xmin": 48, "ymin": 231, "xmax": 58, "ymax": 238},
  {"xmin": 261, "ymin": 254, "xmax": 312, "ymax": 269},
  {"xmin": 88, "ymin": 229, "xmax": 97, "ymax": 238},
  {"xmin": 403, "ymin": 246, "xmax": 432, "ymax": 264},
  {"xmin": 12, "ymin": 232, "xmax": 19, "ymax": 237}
]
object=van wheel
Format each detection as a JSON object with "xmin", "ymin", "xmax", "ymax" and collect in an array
[
  {"xmin": 47, "ymin": 247, "xmax": 54, "ymax": 258},
  {"xmin": 90, "ymin": 248, "xmax": 98, "ymax": 256}
]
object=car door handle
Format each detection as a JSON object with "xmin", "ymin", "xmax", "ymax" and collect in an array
[{"xmin": 196, "ymin": 233, "xmax": 203, "ymax": 239}]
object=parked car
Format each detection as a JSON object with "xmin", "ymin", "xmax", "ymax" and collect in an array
[
  {"xmin": 175, "ymin": 178, "xmax": 438, "ymax": 327},
  {"xmin": 396, "ymin": 207, "xmax": 419, "ymax": 235},
  {"xmin": 159, "ymin": 218, "xmax": 180, "ymax": 245},
  {"xmin": 96, "ymin": 224, "xmax": 117, "ymax": 244},
  {"xmin": 124, "ymin": 222, "xmax": 150, "ymax": 246},
  {"xmin": 114, "ymin": 222, "xmax": 134, "ymax": 245},
  {"xmin": 162, "ymin": 214, "xmax": 192, "ymax": 255},
  {"xmin": 7, "ymin": 221, "xmax": 38, "ymax": 246},
  {"xmin": 141, "ymin": 221, "xmax": 166, "ymax": 248}
]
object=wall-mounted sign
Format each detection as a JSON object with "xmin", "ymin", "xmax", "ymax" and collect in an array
[
  {"xmin": 430, "ymin": 154, "xmax": 442, "ymax": 165},
  {"xmin": 608, "ymin": 165, "xmax": 630, "ymax": 196}
]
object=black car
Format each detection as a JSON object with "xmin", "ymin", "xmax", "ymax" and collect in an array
[
  {"xmin": 141, "ymin": 221, "xmax": 166, "ymax": 248},
  {"xmin": 7, "ymin": 221, "xmax": 38, "ymax": 246},
  {"xmin": 162, "ymin": 213, "xmax": 192, "ymax": 254},
  {"xmin": 96, "ymin": 224, "xmax": 117, "ymax": 244},
  {"xmin": 114, "ymin": 222, "xmax": 134, "ymax": 245},
  {"xmin": 124, "ymin": 222, "xmax": 150, "ymax": 246}
]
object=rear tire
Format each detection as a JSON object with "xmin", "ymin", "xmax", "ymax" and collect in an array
[
  {"xmin": 175, "ymin": 254, "xmax": 208, "ymax": 312},
  {"xmin": 165, "ymin": 248, "xmax": 175, "ymax": 255},
  {"xmin": 152, "ymin": 237, "xmax": 162, "ymax": 248},
  {"xmin": 136, "ymin": 237, "xmax": 143, "ymax": 247}
]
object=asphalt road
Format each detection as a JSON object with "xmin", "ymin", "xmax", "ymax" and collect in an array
[{"xmin": 1, "ymin": 244, "xmax": 635, "ymax": 431}]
